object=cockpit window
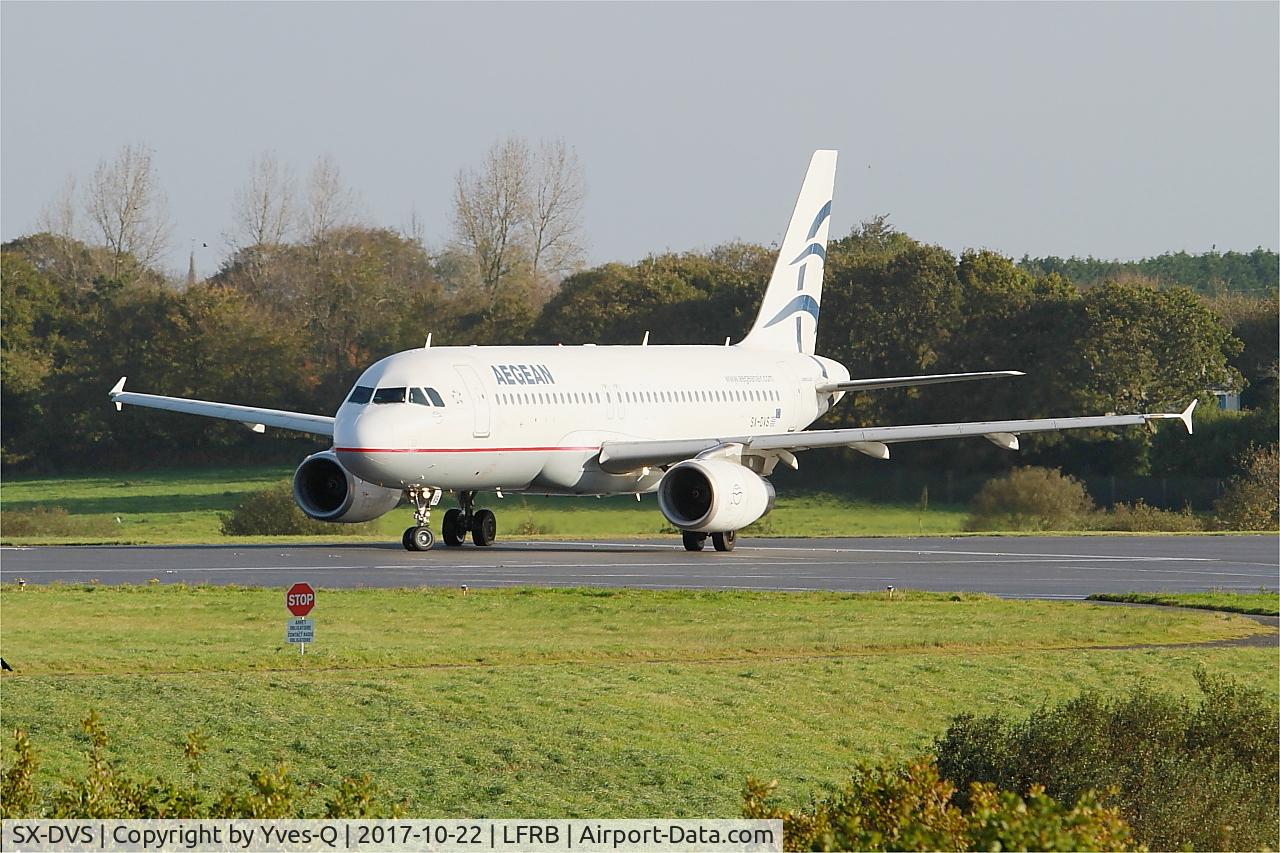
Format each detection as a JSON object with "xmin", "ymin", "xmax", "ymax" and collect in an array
[
  {"xmin": 408, "ymin": 387, "xmax": 445, "ymax": 406},
  {"xmin": 347, "ymin": 385, "xmax": 374, "ymax": 405},
  {"xmin": 372, "ymin": 386, "xmax": 407, "ymax": 404}
]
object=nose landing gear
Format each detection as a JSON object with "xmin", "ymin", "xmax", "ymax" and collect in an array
[
  {"xmin": 402, "ymin": 486, "xmax": 440, "ymax": 551},
  {"xmin": 441, "ymin": 491, "xmax": 497, "ymax": 547}
]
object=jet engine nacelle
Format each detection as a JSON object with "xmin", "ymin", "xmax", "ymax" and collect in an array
[
  {"xmin": 656, "ymin": 458, "xmax": 776, "ymax": 533},
  {"xmin": 292, "ymin": 451, "xmax": 402, "ymax": 523}
]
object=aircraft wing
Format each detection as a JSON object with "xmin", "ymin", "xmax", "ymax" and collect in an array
[
  {"xmin": 597, "ymin": 401, "xmax": 1197, "ymax": 473},
  {"xmin": 108, "ymin": 377, "xmax": 334, "ymax": 437},
  {"xmin": 816, "ymin": 370, "xmax": 1023, "ymax": 393}
]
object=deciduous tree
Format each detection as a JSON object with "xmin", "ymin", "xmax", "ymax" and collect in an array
[{"xmin": 84, "ymin": 143, "xmax": 172, "ymax": 280}]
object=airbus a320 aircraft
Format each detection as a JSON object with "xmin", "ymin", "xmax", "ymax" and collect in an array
[{"xmin": 109, "ymin": 150, "xmax": 1196, "ymax": 552}]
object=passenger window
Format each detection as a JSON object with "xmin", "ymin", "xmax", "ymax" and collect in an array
[
  {"xmin": 372, "ymin": 387, "xmax": 406, "ymax": 404},
  {"xmin": 347, "ymin": 385, "xmax": 374, "ymax": 405}
]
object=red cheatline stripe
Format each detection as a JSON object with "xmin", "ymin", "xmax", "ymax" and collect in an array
[{"xmin": 334, "ymin": 446, "xmax": 601, "ymax": 453}]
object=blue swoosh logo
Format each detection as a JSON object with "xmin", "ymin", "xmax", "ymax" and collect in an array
[
  {"xmin": 791, "ymin": 242, "xmax": 826, "ymax": 264},
  {"xmin": 763, "ymin": 294, "xmax": 820, "ymax": 328},
  {"xmin": 806, "ymin": 200, "xmax": 832, "ymax": 240}
]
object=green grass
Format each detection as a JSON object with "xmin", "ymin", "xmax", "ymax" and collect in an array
[
  {"xmin": 1088, "ymin": 590, "xmax": 1280, "ymax": 616},
  {"xmin": 0, "ymin": 466, "xmax": 969, "ymax": 544},
  {"xmin": 0, "ymin": 584, "xmax": 1274, "ymax": 816}
]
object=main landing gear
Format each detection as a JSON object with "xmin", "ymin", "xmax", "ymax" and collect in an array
[
  {"xmin": 442, "ymin": 491, "xmax": 496, "ymax": 548},
  {"xmin": 681, "ymin": 530, "xmax": 736, "ymax": 552},
  {"xmin": 403, "ymin": 489, "xmax": 497, "ymax": 551}
]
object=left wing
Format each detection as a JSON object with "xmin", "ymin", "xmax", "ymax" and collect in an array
[
  {"xmin": 109, "ymin": 377, "xmax": 335, "ymax": 437},
  {"xmin": 598, "ymin": 401, "xmax": 1197, "ymax": 473}
]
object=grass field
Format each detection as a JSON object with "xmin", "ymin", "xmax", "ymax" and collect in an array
[
  {"xmin": 0, "ymin": 466, "xmax": 970, "ymax": 544},
  {"xmin": 1089, "ymin": 591, "xmax": 1280, "ymax": 616},
  {"xmin": 0, "ymin": 584, "xmax": 1274, "ymax": 816}
]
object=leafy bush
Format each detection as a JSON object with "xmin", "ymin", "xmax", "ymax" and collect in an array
[
  {"xmin": 1094, "ymin": 500, "xmax": 1203, "ymax": 532},
  {"xmin": 219, "ymin": 482, "xmax": 374, "ymax": 536},
  {"xmin": 509, "ymin": 499, "xmax": 549, "ymax": 535},
  {"xmin": 934, "ymin": 671, "xmax": 1279, "ymax": 851},
  {"xmin": 966, "ymin": 467, "xmax": 1095, "ymax": 531},
  {"xmin": 1, "ymin": 712, "xmax": 403, "ymax": 818},
  {"xmin": 1213, "ymin": 443, "xmax": 1279, "ymax": 530},
  {"xmin": 1, "ymin": 506, "xmax": 115, "ymax": 538},
  {"xmin": 742, "ymin": 757, "xmax": 1134, "ymax": 852}
]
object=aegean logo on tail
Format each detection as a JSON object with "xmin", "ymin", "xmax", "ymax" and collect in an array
[{"xmin": 762, "ymin": 198, "xmax": 830, "ymax": 330}]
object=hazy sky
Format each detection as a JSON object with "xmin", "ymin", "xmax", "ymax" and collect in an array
[{"xmin": 3, "ymin": 2, "xmax": 1277, "ymax": 275}]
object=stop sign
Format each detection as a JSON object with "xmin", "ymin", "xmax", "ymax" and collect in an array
[{"xmin": 286, "ymin": 582, "xmax": 315, "ymax": 617}]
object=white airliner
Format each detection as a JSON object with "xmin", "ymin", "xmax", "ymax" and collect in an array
[{"xmin": 109, "ymin": 150, "xmax": 1195, "ymax": 552}]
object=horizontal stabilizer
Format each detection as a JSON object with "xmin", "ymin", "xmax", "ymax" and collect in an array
[
  {"xmin": 817, "ymin": 371, "xmax": 1024, "ymax": 394},
  {"xmin": 109, "ymin": 379, "xmax": 334, "ymax": 437}
]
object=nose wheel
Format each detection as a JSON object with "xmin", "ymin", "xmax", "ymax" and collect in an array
[{"xmin": 440, "ymin": 491, "xmax": 498, "ymax": 547}]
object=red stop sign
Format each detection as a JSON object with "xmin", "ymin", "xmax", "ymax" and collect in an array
[{"xmin": 286, "ymin": 582, "xmax": 315, "ymax": 617}]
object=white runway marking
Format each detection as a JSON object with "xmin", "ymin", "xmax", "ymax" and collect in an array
[{"xmin": 508, "ymin": 540, "xmax": 1226, "ymax": 563}]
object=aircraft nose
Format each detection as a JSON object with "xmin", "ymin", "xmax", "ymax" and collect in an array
[
  {"xmin": 333, "ymin": 409, "xmax": 401, "ymax": 484},
  {"xmin": 333, "ymin": 407, "xmax": 378, "ymax": 451}
]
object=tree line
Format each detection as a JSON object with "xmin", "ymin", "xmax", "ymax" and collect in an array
[
  {"xmin": 1018, "ymin": 247, "xmax": 1278, "ymax": 296},
  {"xmin": 2, "ymin": 144, "xmax": 1274, "ymax": 479}
]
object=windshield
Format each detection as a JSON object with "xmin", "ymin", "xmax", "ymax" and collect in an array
[
  {"xmin": 409, "ymin": 387, "xmax": 446, "ymax": 406},
  {"xmin": 371, "ymin": 386, "xmax": 407, "ymax": 404},
  {"xmin": 347, "ymin": 385, "xmax": 374, "ymax": 405}
]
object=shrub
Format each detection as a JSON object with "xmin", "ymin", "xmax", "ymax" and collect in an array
[
  {"xmin": 1213, "ymin": 443, "xmax": 1279, "ymax": 530},
  {"xmin": 219, "ymin": 482, "xmax": 374, "ymax": 536},
  {"xmin": 510, "ymin": 500, "xmax": 549, "ymax": 535},
  {"xmin": 1, "ymin": 712, "xmax": 404, "ymax": 818},
  {"xmin": 1, "ymin": 506, "xmax": 115, "ymax": 538},
  {"xmin": 1094, "ymin": 500, "xmax": 1203, "ymax": 532},
  {"xmin": 934, "ymin": 671, "xmax": 1280, "ymax": 851},
  {"xmin": 742, "ymin": 757, "xmax": 1134, "ymax": 852},
  {"xmin": 966, "ymin": 467, "xmax": 1095, "ymax": 531}
]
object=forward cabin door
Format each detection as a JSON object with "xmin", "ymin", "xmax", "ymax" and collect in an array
[{"xmin": 454, "ymin": 364, "xmax": 491, "ymax": 438}]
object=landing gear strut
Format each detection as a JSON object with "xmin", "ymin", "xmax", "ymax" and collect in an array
[
  {"xmin": 439, "ymin": 491, "xmax": 498, "ymax": 548},
  {"xmin": 402, "ymin": 487, "xmax": 440, "ymax": 551}
]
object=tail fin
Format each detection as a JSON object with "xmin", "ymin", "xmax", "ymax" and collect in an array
[{"xmin": 738, "ymin": 149, "xmax": 837, "ymax": 355}]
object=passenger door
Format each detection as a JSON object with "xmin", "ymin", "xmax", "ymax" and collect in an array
[{"xmin": 454, "ymin": 364, "xmax": 491, "ymax": 438}]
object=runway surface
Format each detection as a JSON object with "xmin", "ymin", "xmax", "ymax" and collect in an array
[{"xmin": 2, "ymin": 535, "xmax": 1276, "ymax": 598}]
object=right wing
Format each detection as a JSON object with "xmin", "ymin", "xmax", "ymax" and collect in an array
[
  {"xmin": 108, "ymin": 377, "xmax": 334, "ymax": 437},
  {"xmin": 598, "ymin": 401, "xmax": 1197, "ymax": 473}
]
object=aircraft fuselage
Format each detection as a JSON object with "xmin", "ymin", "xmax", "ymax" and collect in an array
[{"xmin": 333, "ymin": 344, "xmax": 850, "ymax": 494}]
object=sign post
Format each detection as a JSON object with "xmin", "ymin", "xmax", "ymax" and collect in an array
[{"xmin": 285, "ymin": 582, "xmax": 315, "ymax": 655}]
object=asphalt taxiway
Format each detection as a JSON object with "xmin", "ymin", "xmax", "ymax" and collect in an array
[{"xmin": 2, "ymin": 535, "xmax": 1276, "ymax": 598}]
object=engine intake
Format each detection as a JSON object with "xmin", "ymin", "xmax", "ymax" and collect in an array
[
  {"xmin": 292, "ymin": 451, "xmax": 402, "ymax": 523},
  {"xmin": 656, "ymin": 458, "xmax": 775, "ymax": 533}
]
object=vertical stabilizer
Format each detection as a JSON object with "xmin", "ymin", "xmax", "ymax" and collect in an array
[{"xmin": 738, "ymin": 150, "xmax": 837, "ymax": 354}]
